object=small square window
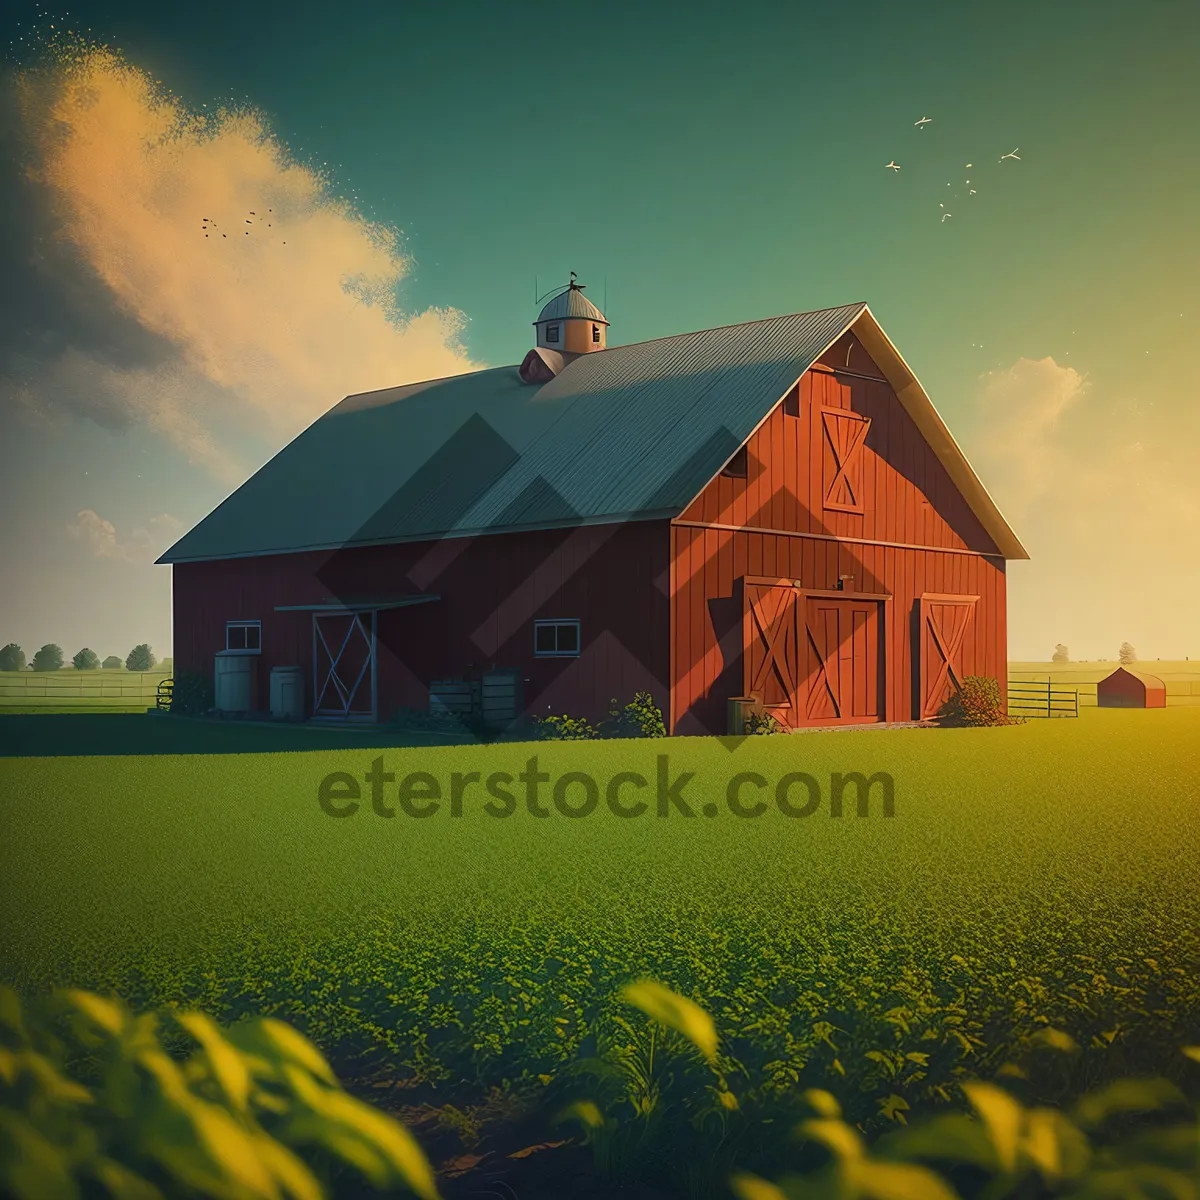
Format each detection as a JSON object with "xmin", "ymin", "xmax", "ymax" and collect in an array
[
  {"xmin": 546, "ymin": 324, "xmax": 560, "ymax": 343},
  {"xmin": 592, "ymin": 324, "xmax": 600, "ymax": 343},
  {"xmin": 225, "ymin": 621, "xmax": 261, "ymax": 654},
  {"xmin": 721, "ymin": 446, "xmax": 748, "ymax": 478},
  {"xmin": 534, "ymin": 619, "xmax": 581, "ymax": 657}
]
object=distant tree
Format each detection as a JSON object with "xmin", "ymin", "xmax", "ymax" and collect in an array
[
  {"xmin": 102, "ymin": 655, "xmax": 123, "ymax": 669},
  {"xmin": 1119, "ymin": 642, "xmax": 1137, "ymax": 665},
  {"xmin": 158, "ymin": 656, "xmax": 174, "ymax": 673},
  {"xmin": 32, "ymin": 644, "xmax": 64, "ymax": 672},
  {"xmin": 73, "ymin": 648, "xmax": 101, "ymax": 671},
  {"xmin": 125, "ymin": 644, "xmax": 157, "ymax": 672},
  {"xmin": 0, "ymin": 643, "xmax": 24, "ymax": 672},
  {"xmin": 1052, "ymin": 644, "xmax": 1070, "ymax": 663}
]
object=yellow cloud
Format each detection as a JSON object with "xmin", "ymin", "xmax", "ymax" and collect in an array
[{"xmin": 17, "ymin": 43, "xmax": 482, "ymax": 469}]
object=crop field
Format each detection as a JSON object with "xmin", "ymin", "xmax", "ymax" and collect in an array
[
  {"xmin": 1008, "ymin": 659, "xmax": 1200, "ymax": 706},
  {"xmin": 0, "ymin": 669, "xmax": 170, "ymax": 713},
  {"xmin": 3, "ymin": 704, "xmax": 1199, "ymax": 1159}
]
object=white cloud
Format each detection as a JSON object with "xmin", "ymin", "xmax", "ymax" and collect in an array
[
  {"xmin": 15, "ymin": 44, "xmax": 483, "ymax": 475},
  {"xmin": 68, "ymin": 509, "xmax": 184, "ymax": 562}
]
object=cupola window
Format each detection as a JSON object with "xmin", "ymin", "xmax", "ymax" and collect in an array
[{"xmin": 546, "ymin": 324, "xmax": 560, "ymax": 343}]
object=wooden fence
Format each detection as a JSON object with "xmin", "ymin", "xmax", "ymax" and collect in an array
[
  {"xmin": 0, "ymin": 671, "xmax": 170, "ymax": 711},
  {"xmin": 1007, "ymin": 680, "xmax": 1080, "ymax": 718}
]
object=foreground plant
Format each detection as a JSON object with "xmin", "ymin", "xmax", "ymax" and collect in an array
[{"xmin": 0, "ymin": 985, "xmax": 438, "ymax": 1200}]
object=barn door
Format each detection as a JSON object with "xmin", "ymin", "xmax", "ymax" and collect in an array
[
  {"xmin": 313, "ymin": 610, "xmax": 377, "ymax": 720},
  {"xmin": 743, "ymin": 580, "xmax": 801, "ymax": 728},
  {"xmin": 821, "ymin": 408, "xmax": 872, "ymax": 513},
  {"xmin": 918, "ymin": 594, "xmax": 979, "ymax": 719},
  {"xmin": 801, "ymin": 597, "xmax": 883, "ymax": 725}
]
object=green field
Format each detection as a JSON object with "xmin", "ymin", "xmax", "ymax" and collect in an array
[
  {"xmin": 0, "ymin": 668, "xmax": 170, "ymax": 713},
  {"xmin": 3, "ymin": 706, "xmax": 1199, "ymax": 1154}
]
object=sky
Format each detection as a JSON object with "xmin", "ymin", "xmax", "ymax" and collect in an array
[{"xmin": 0, "ymin": 0, "xmax": 1197, "ymax": 664}]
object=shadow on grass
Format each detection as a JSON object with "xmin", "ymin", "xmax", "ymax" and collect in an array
[{"xmin": 0, "ymin": 713, "xmax": 483, "ymax": 758}]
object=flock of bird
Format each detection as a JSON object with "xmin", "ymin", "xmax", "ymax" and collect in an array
[
  {"xmin": 886, "ymin": 117, "xmax": 1021, "ymax": 223},
  {"xmin": 200, "ymin": 209, "xmax": 286, "ymax": 244}
]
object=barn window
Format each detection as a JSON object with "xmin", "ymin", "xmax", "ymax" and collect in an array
[
  {"xmin": 225, "ymin": 620, "xmax": 262, "ymax": 654},
  {"xmin": 534, "ymin": 619, "xmax": 580, "ymax": 657},
  {"xmin": 592, "ymin": 323, "xmax": 601, "ymax": 343},
  {"xmin": 546, "ymin": 324, "xmax": 560, "ymax": 343},
  {"xmin": 722, "ymin": 446, "xmax": 748, "ymax": 478}
]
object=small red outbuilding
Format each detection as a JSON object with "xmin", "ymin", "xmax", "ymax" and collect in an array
[{"xmin": 1096, "ymin": 667, "xmax": 1167, "ymax": 708}]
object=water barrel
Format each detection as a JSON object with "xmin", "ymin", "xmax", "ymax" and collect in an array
[
  {"xmin": 214, "ymin": 651, "xmax": 253, "ymax": 713},
  {"xmin": 270, "ymin": 666, "xmax": 305, "ymax": 721}
]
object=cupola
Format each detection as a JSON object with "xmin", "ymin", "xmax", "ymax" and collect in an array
[{"xmin": 519, "ymin": 273, "xmax": 609, "ymax": 383}]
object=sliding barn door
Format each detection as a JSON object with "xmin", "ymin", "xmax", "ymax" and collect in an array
[
  {"xmin": 800, "ymin": 597, "xmax": 884, "ymax": 725},
  {"xmin": 743, "ymin": 580, "xmax": 801, "ymax": 728},
  {"xmin": 918, "ymin": 593, "xmax": 979, "ymax": 719}
]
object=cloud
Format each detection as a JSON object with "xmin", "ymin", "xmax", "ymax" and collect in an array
[
  {"xmin": 68, "ymin": 509, "xmax": 184, "ymax": 562},
  {"xmin": 4, "ymin": 42, "xmax": 482, "ymax": 475}
]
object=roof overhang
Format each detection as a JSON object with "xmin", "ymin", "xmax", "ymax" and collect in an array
[
  {"xmin": 851, "ymin": 306, "xmax": 1028, "ymax": 560},
  {"xmin": 273, "ymin": 594, "xmax": 440, "ymax": 613}
]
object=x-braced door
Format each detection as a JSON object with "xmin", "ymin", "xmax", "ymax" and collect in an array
[
  {"xmin": 313, "ymin": 610, "xmax": 377, "ymax": 720},
  {"xmin": 743, "ymin": 579, "xmax": 801, "ymax": 728},
  {"xmin": 918, "ymin": 593, "xmax": 978, "ymax": 719},
  {"xmin": 800, "ymin": 596, "xmax": 883, "ymax": 726}
]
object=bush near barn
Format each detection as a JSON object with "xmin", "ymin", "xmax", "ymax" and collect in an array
[{"xmin": 938, "ymin": 675, "xmax": 1019, "ymax": 727}]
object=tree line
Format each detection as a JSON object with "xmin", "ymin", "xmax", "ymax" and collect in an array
[
  {"xmin": 0, "ymin": 643, "xmax": 171, "ymax": 672},
  {"xmin": 1051, "ymin": 642, "xmax": 1137, "ymax": 664}
]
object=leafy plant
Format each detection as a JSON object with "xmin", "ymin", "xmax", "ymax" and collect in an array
[
  {"xmin": 0, "ymin": 644, "xmax": 24, "ymax": 672},
  {"xmin": 938, "ymin": 676, "xmax": 1019, "ymax": 727},
  {"xmin": 169, "ymin": 671, "xmax": 214, "ymax": 716},
  {"xmin": 1052, "ymin": 644, "xmax": 1069, "ymax": 663},
  {"xmin": 1119, "ymin": 642, "xmax": 1137, "ymax": 665},
  {"xmin": 0, "ymin": 984, "xmax": 440, "ymax": 1200},
  {"xmin": 599, "ymin": 692, "xmax": 667, "ymax": 739},
  {"xmin": 531, "ymin": 713, "xmax": 600, "ymax": 740},
  {"xmin": 744, "ymin": 711, "xmax": 786, "ymax": 735},
  {"xmin": 72, "ymin": 648, "xmax": 100, "ymax": 671}
]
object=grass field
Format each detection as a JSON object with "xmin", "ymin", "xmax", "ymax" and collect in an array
[
  {"xmin": 0, "ymin": 668, "xmax": 170, "ymax": 713},
  {"xmin": 3, "ymin": 706, "xmax": 1198, "ymax": 1156}
]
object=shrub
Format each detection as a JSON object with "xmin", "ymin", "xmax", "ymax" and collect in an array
[
  {"xmin": 1052, "ymin": 643, "xmax": 1069, "ymax": 663},
  {"xmin": 0, "ymin": 643, "xmax": 24, "ymax": 672},
  {"xmin": 532, "ymin": 712, "xmax": 600, "ymax": 740},
  {"xmin": 125, "ymin": 643, "xmax": 157, "ymax": 671},
  {"xmin": 0, "ymin": 984, "xmax": 439, "ymax": 1200},
  {"xmin": 72, "ymin": 647, "xmax": 100, "ymax": 670},
  {"xmin": 599, "ymin": 691, "xmax": 667, "ymax": 739},
  {"xmin": 169, "ymin": 670, "xmax": 214, "ymax": 716},
  {"xmin": 101, "ymin": 655, "xmax": 123, "ymax": 669},
  {"xmin": 31, "ymin": 643, "xmax": 63, "ymax": 672},
  {"xmin": 1119, "ymin": 641, "xmax": 1137, "ymax": 665},
  {"xmin": 938, "ymin": 675, "xmax": 1019, "ymax": 727},
  {"xmin": 743, "ymin": 710, "xmax": 786, "ymax": 734}
]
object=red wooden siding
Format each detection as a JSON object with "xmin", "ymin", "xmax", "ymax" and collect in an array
[
  {"xmin": 670, "ymin": 334, "xmax": 1008, "ymax": 734},
  {"xmin": 173, "ymin": 521, "xmax": 671, "ymax": 724}
]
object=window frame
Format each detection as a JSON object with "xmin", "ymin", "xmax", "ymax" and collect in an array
[
  {"xmin": 225, "ymin": 620, "xmax": 262, "ymax": 655},
  {"xmin": 546, "ymin": 323, "xmax": 560, "ymax": 343},
  {"xmin": 533, "ymin": 618, "xmax": 581, "ymax": 658},
  {"xmin": 592, "ymin": 323, "xmax": 601, "ymax": 343}
]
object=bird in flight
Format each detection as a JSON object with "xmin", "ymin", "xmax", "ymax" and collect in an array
[
  {"xmin": 914, "ymin": 116, "xmax": 932, "ymax": 127},
  {"xmin": 1000, "ymin": 148, "xmax": 1020, "ymax": 161},
  {"xmin": 885, "ymin": 160, "xmax": 900, "ymax": 170},
  {"xmin": 969, "ymin": 188, "xmax": 977, "ymax": 194},
  {"xmin": 941, "ymin": 212, "xmax": 952, "ymax": 222}
]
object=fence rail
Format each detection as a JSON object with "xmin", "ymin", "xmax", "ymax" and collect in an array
[
  {"xmin": 1007, "ymin": 680, "xmax": 1079, "ymax": 718},
  {"xmin": 0, "ymin": 671, "xmax": 169, "ymax": 702}
]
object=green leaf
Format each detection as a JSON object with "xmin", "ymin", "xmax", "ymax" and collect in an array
[
  {"xmin": 1073, "ymin": 1078, "xmax": 1187, "ymax": 1128},
  {"xmin": 880, "ymin": 1113, "xmax": 997, "ymax": 1170},
  {"xmin": 13, "ymin": 1049, "xmax": 94, "ymax": 1106},
  {"xmin": 1029, "ymin": 1028, "xmax": 1079, "ymax": 1054},
  {"xmin": 559, "ymin": 1100, "xmax": 606, "ymax": 1130},
  {"xmin": 89, "ymin": 1158, "xmax": 165, "ymax": 1200},
  {"xmin": 0, "ymin": 1110, "xmax": 81, "ymax": 1200},
  {"xmin": 961, "ymin": 1081, "xmax": 1023, "ymax": 1173},
  {"xmin": 796, "ymin": 1117, "xmax": 864, "ymax": 1162},
  {"xmin": 800, "ymin": 1088, "xmax": 843, "ymax": 1119},
  {"xmin": 729, "ymin": 1173, "xmax": 791, "ymax": 1200},
  {"xmin": 58, "ymin": 989, "xmax": 127, "ymax": 1039},
  {"xmin": 848, "ymin": 1158, "xmax": 961, "ymax": 1200},
  {"xmin": 233, "ymin": 1019, "xmax": 339, "ymax": 1088},
  {"xmin": 0, "ymin": 986, "xmax": 28, "ymax": 1045},
  {"xmin": 1022, "ymin": 1108, "xmax": 1091, "ymax": 1182},
  {"xmin": 880, "ymin": 1094, "xmax": 910, "ymax": 1123},
  {"xmin": 174, "ymin": 1011, "xmax": 252, "ymax": 1114},
  {"xmin": 619, "ymin": 979, "xmax": 718, "ymax": 1063},
  {"xmin": 250, "ymin": 1133, "xmax": 325, "ymax": 1200},
  {"xmin": 1182, "ymin": 1046, "xmax": 1200, "ymax": 1064}
]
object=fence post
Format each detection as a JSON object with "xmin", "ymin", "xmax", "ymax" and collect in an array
[{"xmin": 1046, "ymin": 679, "xmax": 1051, "ymax": 717}]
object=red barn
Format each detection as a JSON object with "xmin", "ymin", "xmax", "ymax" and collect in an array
[
  {"xmin": 1096, "ymin": 667, "xmax": 1167, "ymax": 708},
  {"xmin": 159, "ymin": 288, "xmax": 1027, "ymax": 733}
]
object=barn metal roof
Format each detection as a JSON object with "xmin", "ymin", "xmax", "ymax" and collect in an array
[
  {"xmin": 159, "ymin": 302, "xmax": 1028, "ymax": 564},
  {"xmin": 535, "ymin": 286, "xmax": 608, "ymax": 325}
]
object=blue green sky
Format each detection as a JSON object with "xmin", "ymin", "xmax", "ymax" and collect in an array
[{"xmin": 1, "ymin": 0, "xmax": 1197, "ymax": 663}]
